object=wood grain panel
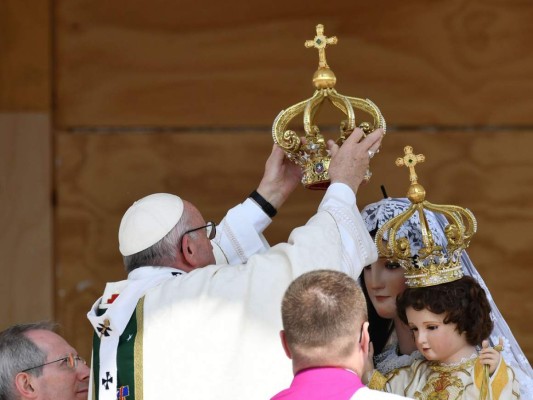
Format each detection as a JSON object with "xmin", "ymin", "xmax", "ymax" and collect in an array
[
  {"xmin": 55, "ymin": 0, "xmax": 533, "ymax": 128},
  {"xmin": 55, "ymin": 129, "xmax": 533, "ymax": 361},
  {"xmin": 0, "ymin": 0, "xmax": 50, "ymax": 111},
  {"xmin": 0, "ymin": 114, "xmax": 52, "ymax": 330}
]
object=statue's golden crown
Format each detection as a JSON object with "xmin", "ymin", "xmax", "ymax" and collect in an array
[
  {"xmin": 375, "ymin": 146, "xmax": 477, "ymax": 288},
  {"xmin": 272, "ymin": 24, "xmax": 386, "ymax": 189}
]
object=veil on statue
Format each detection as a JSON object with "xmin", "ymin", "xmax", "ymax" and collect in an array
[{"xmin": 361, "ymin": 197, "xmax": 533, "ymax": 398}]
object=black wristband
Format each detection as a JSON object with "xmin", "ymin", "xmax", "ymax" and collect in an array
[{"xmin": 249, "ymin": 190, "xmax": 277, "ymax": 218}]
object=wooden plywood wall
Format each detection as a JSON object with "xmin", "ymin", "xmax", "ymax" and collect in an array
[
  {"xmin": 7, "ymin": 0, "xmax": 532, "ymax": 365},
  {"xmin": 54, "ymin": 1, "xmax": 533, "ymax": 127},
  {"xmin": 0, "ymin": 0, "xmax": 52, "ymax": 330}
]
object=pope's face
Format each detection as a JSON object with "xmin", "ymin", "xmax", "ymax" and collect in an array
[
  {"xmin": 23, "ymin": 330, "xmax": 90, "ymax": 400},
  {"xmin": 363, "ymin": 257, "xmax": 407, "ymax": 319},
  {"xmin": 183, "ymin": 203, "xmax": 216, "ymax": 267}
]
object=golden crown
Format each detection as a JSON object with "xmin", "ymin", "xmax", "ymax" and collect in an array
[
  {"xmin": 272, "ymin": 24, "xmax": 386, "ymax": 189},
  {"xmin": 375, "ymin": 146, "xmax": 477, "ymax": 288}
]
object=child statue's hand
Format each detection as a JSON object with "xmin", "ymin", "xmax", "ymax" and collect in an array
[{"xmin": 479, "ymin": 337, "xmax": 503, "ymax": 375}]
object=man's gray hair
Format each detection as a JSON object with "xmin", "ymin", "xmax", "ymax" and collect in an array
[
  {"xmin": 0, "ymin": 322, "xmax": 57, "ymax": 400},
  {"xmin": 123, "ymin": 210, "xmax": 194, "ymax": 272}
]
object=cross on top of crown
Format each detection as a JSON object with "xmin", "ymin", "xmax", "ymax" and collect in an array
[
  {"xmin": 305, "ymin": 24, "xmax": 338, "ymax": 69},
  {"xmin": 395, "ymin": 146, "xmax": 425, "ymax": 184}
]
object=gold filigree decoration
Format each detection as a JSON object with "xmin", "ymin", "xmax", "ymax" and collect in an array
[
  {"xmin": 272, "ymin": 24, "xmax": 386, "ymax": 189},
  {"xmin": 375, "ymin": 146, "xmax": 477, "ymax": 288}
]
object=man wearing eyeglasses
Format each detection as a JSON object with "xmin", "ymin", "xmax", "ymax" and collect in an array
[
  {"xmin": 0, "ymin": 322, "xmax": 89, "ymax": 400},
  {"xmin": 273, "ymin": 270, "xmax": 409, "ymax": 400},
  {"xmin": 88, "ymin": 128, "xmax": 383, "ymax": 400}
]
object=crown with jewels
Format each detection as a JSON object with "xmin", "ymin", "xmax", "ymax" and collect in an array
[
  {"xmin": 375, "ymin": 146, "xmax": 477, "ymax": 288},
  {"xmin": 272, "ymin": 24, "xmax": 386, "ymax": 189}
]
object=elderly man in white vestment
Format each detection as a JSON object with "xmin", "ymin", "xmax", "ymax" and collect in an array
[{"xmin": 87, "ymin": 127, "xmax": 383, "ymax": 400}]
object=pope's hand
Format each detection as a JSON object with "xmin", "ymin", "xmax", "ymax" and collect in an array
[
  {"xmin": 256, "ymin": 144, "xmax": 303, "ymax": 210},
  {"xmin": 328, "ymin": 128, "xmax": 384, "ymax": 194}
]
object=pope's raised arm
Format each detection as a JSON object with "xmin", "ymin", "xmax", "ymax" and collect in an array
[{"xmin": 212, "ymin": 143, "xmax": 302, "ymax": 264}]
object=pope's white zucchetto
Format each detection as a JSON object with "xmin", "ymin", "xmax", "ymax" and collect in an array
[{"xmin": 118, "ymin": 193, "xmax": 184, "ymax": 256}]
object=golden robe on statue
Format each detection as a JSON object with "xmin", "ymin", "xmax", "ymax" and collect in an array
[{"xmin": 369, "ymin": 355, "xmax": 520, "ymax": 399}]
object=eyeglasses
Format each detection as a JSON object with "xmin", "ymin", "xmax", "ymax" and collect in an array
[
  {"xmin": 358, "ymin": 323, "xmax": 365, "ymax": 344},
  {"xmin": 182, "ymin": 221, "xmax": 216, "ymax": 242},
  {"xmin": 21, "ymin": 353, "xmax": 86, "ymax": 373}
]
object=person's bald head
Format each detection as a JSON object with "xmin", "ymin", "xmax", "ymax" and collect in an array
[{"xmin": 280, "ymin": 270, "xmax": 369, "ymax": 373}]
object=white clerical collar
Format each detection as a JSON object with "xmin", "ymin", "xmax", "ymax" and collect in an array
[{"xmin": 127, "ymin": 266, "xmax": 186, "ymax": 280}]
